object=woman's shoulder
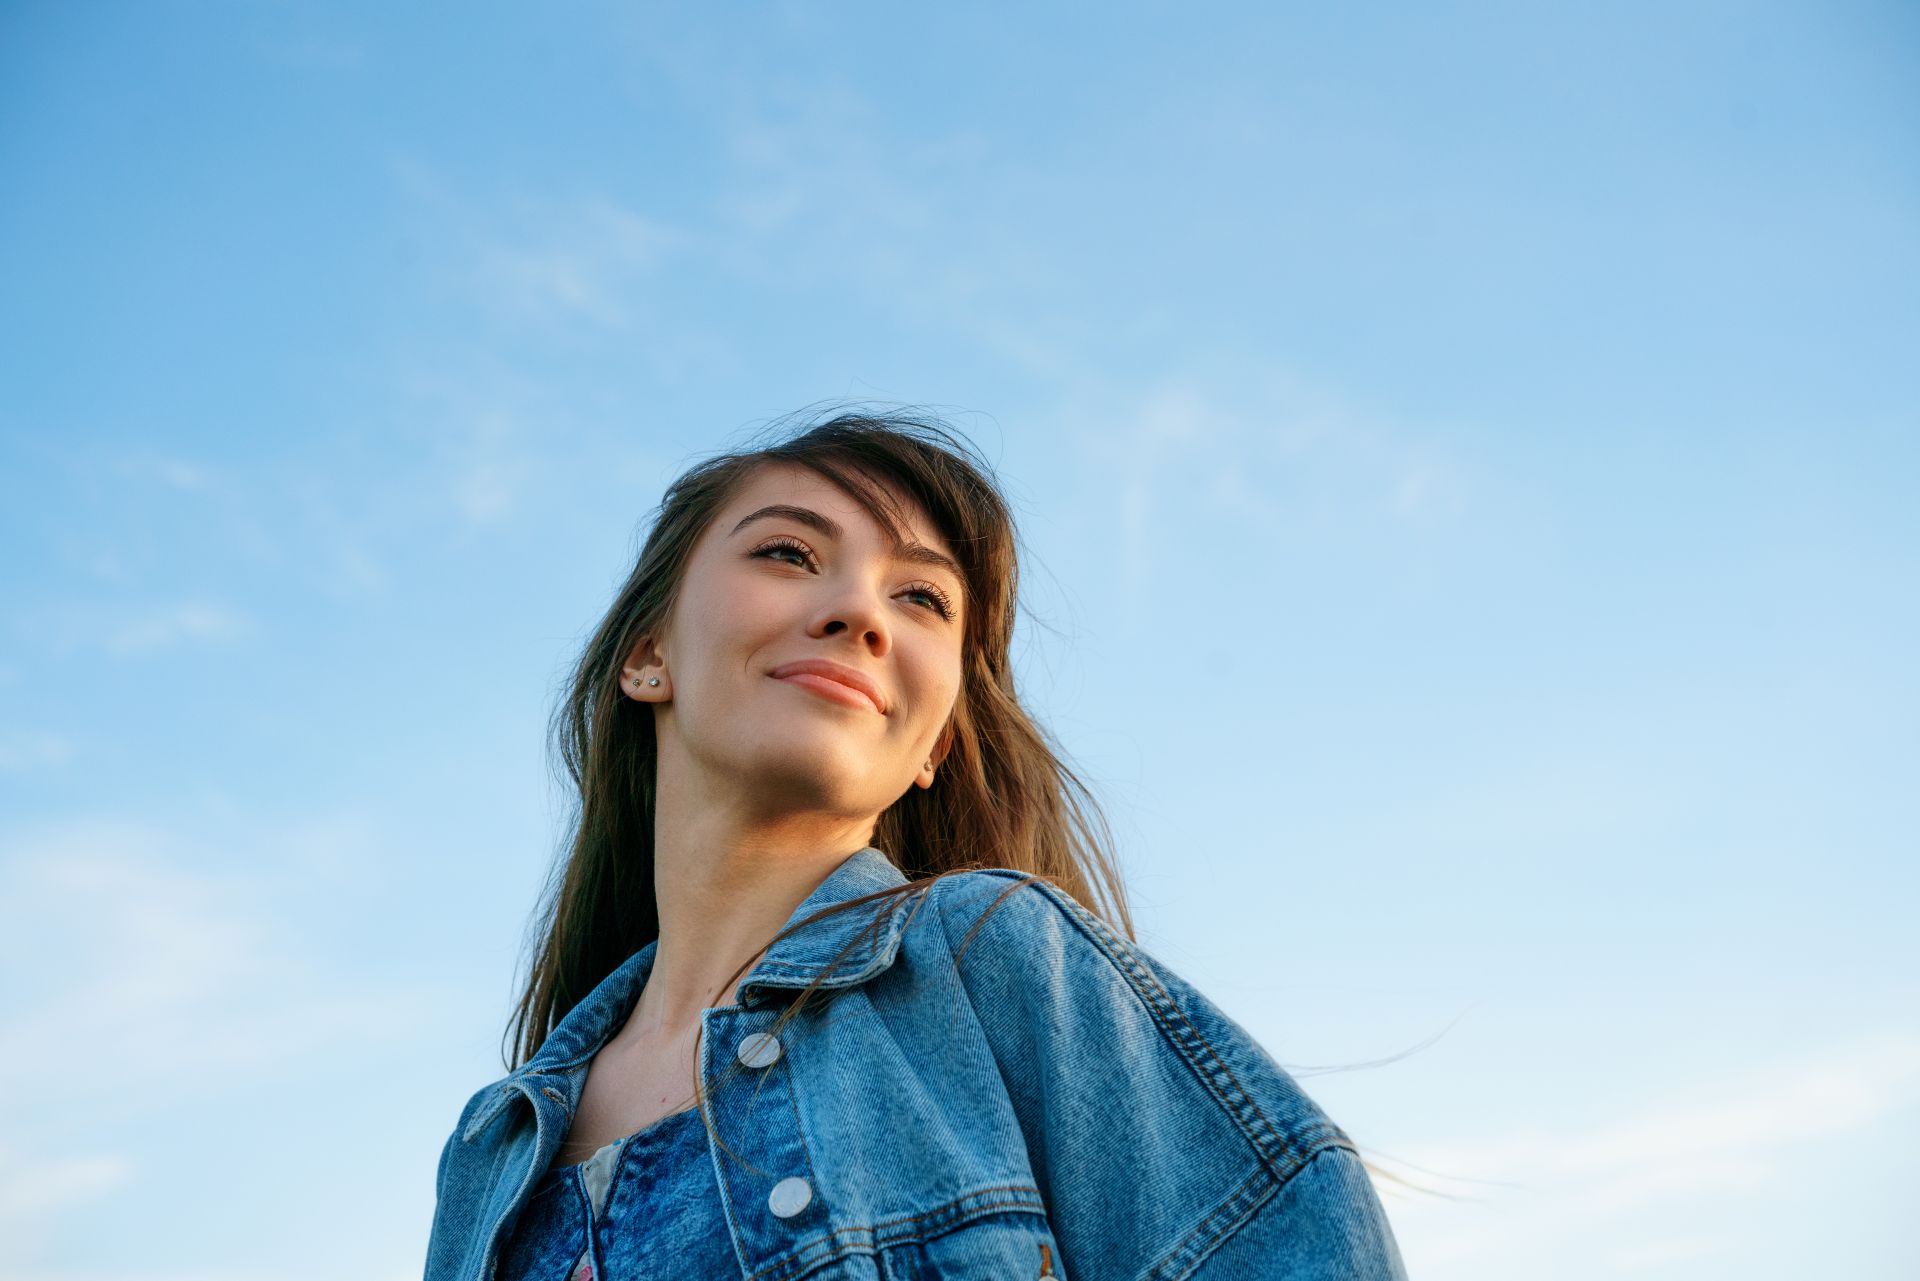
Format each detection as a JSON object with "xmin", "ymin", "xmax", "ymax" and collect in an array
[
  {"xmin": 924, "ymin": 864, "xmax": 1112, "ymax": 950},
  {"xmin": 926, "ymin": 864, "xmax": 1356, "ymax": 1157},
  {"xmin": 919, "ymin": 867, "xmax": 1385, "ymax": 1275},
  {"xmin": 924, "ymin": 864, "xmax": 1166, "ymax": 1005}
]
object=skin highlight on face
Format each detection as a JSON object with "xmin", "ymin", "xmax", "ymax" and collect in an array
[{"xmin": 631, "ymin": 461, "xmax": 963, "ymax": 818}]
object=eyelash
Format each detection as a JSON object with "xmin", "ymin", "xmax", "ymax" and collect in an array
[{"xmin": 749, "ymin": 535, "xmax": 957, "ymax": 621}]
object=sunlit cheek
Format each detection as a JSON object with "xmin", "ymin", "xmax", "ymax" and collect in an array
[
  {"xmin": 709, "ymin": 578, "xmax": 794, "ymax": 638},
  {"xmin": 746, "ymin": 572, "xmax": 819, "ymax": 619}
]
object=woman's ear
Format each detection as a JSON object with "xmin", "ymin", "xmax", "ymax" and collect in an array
[
  {"xmin": 917, "ymin": 723, "xmax": 956, "ymax": 787},
  {"xmin": 620, "ymin": 634, "xmax": 669, "ymax": 701}
]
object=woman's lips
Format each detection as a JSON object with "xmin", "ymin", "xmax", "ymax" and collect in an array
[{"xmin": 773, "ymin": 672, "xmax": 884, "ymax": 713}]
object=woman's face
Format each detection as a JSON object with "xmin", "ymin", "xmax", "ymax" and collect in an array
[{"xmin": 627, "ymin": 462, "xmax": 966, "ymax": 820}]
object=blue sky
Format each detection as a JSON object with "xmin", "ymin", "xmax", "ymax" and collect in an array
[{"xmin": 2, "ymin": 3, "xmax": 1915, "ymax": 1278}]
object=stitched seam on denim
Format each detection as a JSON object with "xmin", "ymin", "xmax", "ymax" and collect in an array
[
  {"xmin": 864, "ymin": 1187, "xmax": 1049, "ymax": 1243},
  {"xmin": 749, "ymin": 894, "xmax": 916, "ymax": 985},
  {"xmin": 701, "ymin": 1026, "xmax": 755, "ymax": 1281},
  {"xmin": 1164, "ymin": 1145, "xmax": 1364, "ymax": 1281},
  {"xmin": 777, "ymin": 1050, "xmax": 823, "ymax": 1227},
  {"xmin": 751, "ymin": 958, "xmax": 873, "ymax": 972},
  {"xmin": 462, "ymin": 1084, "xmax": 516, "ymax": 1142},
  {"xmin": 743, "ymin": 1195, "xmax": 1045, "ymax": 1280},
  {"xmin": 1021, "ymin": 874, "xmax": 1299, "ymax": 1175},
  {"xmin": 739, "ymin": 1189, "xmax": 1049, "ymax": 1281},
  {"xmin": 957, "ymin": 870, "xmax": 1360, "ymax": 1268},
  {"xmin": 1078, "ymin": 913, "xmax": 1359, "ymax": 1266},
  {"xmin": 702, "ymin": 1046, "xmax": 823, "ymax": 1278},
  {"xmin": 1095, "ymin": 925, "xmax": 1355, "ymax": 1165},
  {"xmin": 1144, "ymin": 1164, "xmax": 1277, "ymax": 1281},
  {"xmin": 476, "ymin": 1081, "xmax": 557, "ymax": 1281},
  {"xmin": 531, "ymin": 1047, "xmax": 598, "ymax": 1073},
  {"xmin": 1079, "ymin": 894, "xmax": 1286, "ymax": 1164},
  {"xmin": 1143, "ymin": 1143, "xmax": 1345, "ymax": 1281}
]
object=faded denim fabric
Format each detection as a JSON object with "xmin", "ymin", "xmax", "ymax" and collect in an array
[
  {"xmin": 496, "ymin": 1105, "xmax": 736, "ymax": 1281},
  {"xmin": 425, "ymin": 846, "xmax": 1408, "ymax": 1281}
]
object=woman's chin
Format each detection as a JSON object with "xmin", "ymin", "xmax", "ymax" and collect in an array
[{"xmin": 737, "ymin": 741, "xmax": 890, "ymax": 801}]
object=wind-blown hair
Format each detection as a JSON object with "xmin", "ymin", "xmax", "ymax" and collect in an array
[{"xmin": 503, "ymin": 403, "xmax": 1130, "ymax": 1082}]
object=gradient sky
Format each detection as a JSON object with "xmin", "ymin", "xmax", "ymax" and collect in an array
[{"xmin": 2, "ymin": 3, "xmax": 1915, "ymax": 1279}]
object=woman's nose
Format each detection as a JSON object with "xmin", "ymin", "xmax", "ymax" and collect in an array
[{"xmin": 815, "ymin": 593, "xmax": 890, "ymax": 651}]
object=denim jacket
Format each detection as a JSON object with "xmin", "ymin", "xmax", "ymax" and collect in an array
[{"xmin": 424, "ymin": 846, "xmax": 1408, "ymax": 1280}]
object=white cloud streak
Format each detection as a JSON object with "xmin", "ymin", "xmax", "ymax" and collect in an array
[
  {"xmin": 0, "ymin": 815, "xmax": 432, "ymax": 1105},
  {"xmin": 1379, "ymin": 1031, "xmax": 1920, "ymax": 1276}
]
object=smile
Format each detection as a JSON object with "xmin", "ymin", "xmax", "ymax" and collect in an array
[{"xmin": 771, "ymin": 671, "xmax": 885, "ymax": 714}]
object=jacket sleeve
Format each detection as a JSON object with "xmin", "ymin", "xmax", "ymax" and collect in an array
[
  {"xmin": 936, "ymin": 872, "xmax": 1407, "ymax": 1281},
  {"xmin": 421, "ymin": 1123, "xmax": 458, "ymax": 1281},
  {"xmin": 422, "ymin": 1085, "xmax": 491, "ymax": 1281}
]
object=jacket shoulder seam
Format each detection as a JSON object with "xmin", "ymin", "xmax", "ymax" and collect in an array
[
  {"xmin": 936, "ymin": 868, "xmax": 1350, "ymax": 1184},
  {"xmin": 1147, "ymin": 1141, "xmax": 1359, "ymax": 1281}
]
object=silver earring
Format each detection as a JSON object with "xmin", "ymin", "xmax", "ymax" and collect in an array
[{"xmin": 648, "ymin": 677, "xmax": 660, "ymax": 686}]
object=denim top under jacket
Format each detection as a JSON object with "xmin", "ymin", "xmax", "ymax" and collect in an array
[
  {"xmin": 424, "ymin": 846, "xmax": 1408, "ymax": 1281},
  {"xmin": 496, "ymin": 1103, "xmax": 737, "ymax": 1281}
]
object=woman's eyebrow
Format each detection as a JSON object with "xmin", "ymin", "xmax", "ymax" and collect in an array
[{"xmin": 730, "ymin": 504, "xmax": 964, "ymax": 583}]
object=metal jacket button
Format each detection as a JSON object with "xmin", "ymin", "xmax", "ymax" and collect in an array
[
  {"xmin": 735, "ymin": 1031, "xmax": 783, "ymax": 1068},
  {"xmin": 767, "ymin": 1175, "xmax": 812, "ymax": 1218}
]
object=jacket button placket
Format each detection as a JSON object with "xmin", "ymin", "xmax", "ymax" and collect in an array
[{"xmin": 706, "ymin": 1009, "xmax": 820, "ymax": 1255}]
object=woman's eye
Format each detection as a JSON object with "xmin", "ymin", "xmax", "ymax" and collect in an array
[
  {"xmin": 751, "ymin": 537, "xmax": 813, "ymax": 568},
  {"xmin": 903, "ymin": 584, "xmax": 957, "ymax": 620},
  {"xmin": 752, "ymin": 538, "xmax": 955, "ymax": 620}
]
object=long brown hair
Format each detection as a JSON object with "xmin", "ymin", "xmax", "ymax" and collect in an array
[{"xmin": 505, "ymin": 403, "xmax": 1128, "ymax": 1068}]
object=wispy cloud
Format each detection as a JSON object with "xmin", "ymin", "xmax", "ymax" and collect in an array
[
  {"xmin": 388, "ymin": 158, "xmax": 686, "ymax": 339},
  {"xmin": 0, "ymin": 811, "xmax": 446, "ymax": 1278},
  {"xmin": 102, "ymin": 600, "xmax": 252, "ymax": 655},
  {"xmin": 15, "ymin": 593, "xmax": 261, "ymax": 659},
  {"xmin": 0, "ymin": 1143, "xmax": 138, "ymax": 1276},
  {"xmin": 468, "ymin": 196, "xmax": 681, "ymax": 331},
  {"xmin": 1032, "ymin": 364, "xmax": 1474, "ymax": 626},
  {"xmin": 381, "ymin": 159, "xmax": 744, "ymax": 526},
  {"xmin": 0, "ymin": 816, "xmax": 431, "ymax": 1103},
  {"xmin": 0, "ymin": 1144, "xmax": 133, "ymax": 1222},
  {"xmin": 1381, "ymin": 1031, "xmax": 1920, "ymax": 1275}
]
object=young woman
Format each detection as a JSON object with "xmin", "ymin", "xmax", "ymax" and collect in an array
[{"xmin": 423, "ymin": 408, "xmax": 1409, "ymax": 1281}]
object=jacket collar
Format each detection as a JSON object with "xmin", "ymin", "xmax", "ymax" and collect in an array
[{"xmin": 514, "ymin": 844, "xmax": 913, "ymax": 1079}]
